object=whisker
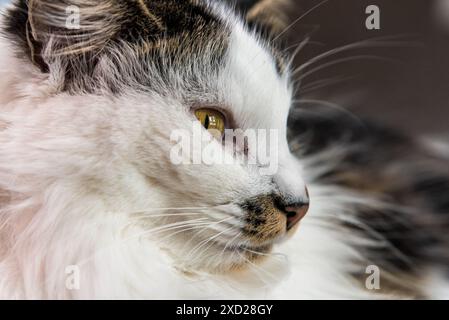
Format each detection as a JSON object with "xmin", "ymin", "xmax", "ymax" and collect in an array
[
  {"xmin": 299, "ymin": 75, "xmax": 358, "ymax": 95},
  {"xmin": 292, "ymin": 98, "xmax": 366, "ymax": 126},
  {"xmin": 185, "ymin": 226, "xmax": 237, "ymax": 262},
  {"xmin": 242, "ymin": 247, "xmax": 288, "ymax": 262},
  {"xmin": 127, "ymin": 220, "xmax": 215, "ymax": 244},
  {"xmin": 282, "ymin": 39, "xmax": 324, "ymax": 56},
  {"xmin": 180, "ymin": 216, "xmax": 237, "ymax": 252},
  {"xmin": 130, "ymin": 212, "xmax": 206, "ymax": 219},
  {"xmin": 240, "ymin": 0, "xmax": 330, "ymax": 83},
  {"xmin": 217, "ymin": 231, "xmax": 243, "ymax": 262},
  {"xmin": 236, "ymin": 251, "xmax": 280, "ymax": 285},
  {"xmin": 294, "ymin": 55, "xmax": 401, "ymax": 81},
  {"xmin": 127, "ymin": 205, "xmax": 226, "ymax": 215},
  {"xmin": 157, "ymin": 225, "xmax": 212, "ymax": 243},
  {"xmin": 292, "ymin": 36, "xmax": 421, "ymax": 78},
  {"xmin": 285, "ymin": 36, "xmax": 310, "ymax": 68},
  {"xmin": 272, "ymin": 0, "xmax": 331, "ymax": 42}
]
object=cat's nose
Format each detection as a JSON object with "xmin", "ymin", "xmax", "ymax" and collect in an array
[
  {"xmin": 282, "ymin": 188, "xmax": 310, "ymax": 230},
  {"xmin": 284, "ymin": 202, "xmax": 309, "ymax": 230}
]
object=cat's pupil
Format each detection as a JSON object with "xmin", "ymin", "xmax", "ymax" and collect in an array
[{"xmin": 204, "ymin": 115, "xmax": 210, "ymax": 130}]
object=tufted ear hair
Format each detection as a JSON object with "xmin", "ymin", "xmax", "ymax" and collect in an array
[
  {"xmin": 4, "ymin": 0, "xmax": 124, "ymax": 71},
  {"xmin": 3, "ymin": 0, "xmax": 164, "ymax": 72},
  {"xmin": 228, "ymin": 0, "xmax": 294, "ymax": 37}
]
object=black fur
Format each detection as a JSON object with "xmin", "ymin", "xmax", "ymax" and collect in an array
[
  {"xmin": 2, "ymin": 0, "xmax": 47, "ymax": 71},
  {"xmin": 120, "ymin": 0, "xmax": 220, "ymax": 42}
]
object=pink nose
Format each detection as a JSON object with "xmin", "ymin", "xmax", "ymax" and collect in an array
[{"xmin": 284, "ymin": 203, "xmax": 309, "ymax": 230}]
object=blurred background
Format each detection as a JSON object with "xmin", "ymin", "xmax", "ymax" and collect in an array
[
  {"xmin": 283, "ymin": 0, "xmax": 449, "ymax": 140},
  {"xmin": 1, "ymin": 0, "xmax": 448, "ymax": 139}
]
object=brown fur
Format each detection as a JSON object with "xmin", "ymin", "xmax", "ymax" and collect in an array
[
  {"xmin": 246, "ymin": 0, "xmax": 293, "ymax": 36},
  {"xmin": 242, "ymin": 195, "xmax": 288, "ymax": 244}
]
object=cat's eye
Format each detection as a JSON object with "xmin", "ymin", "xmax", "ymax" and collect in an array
[{"xmin": 194, "ymin": 108, "xmax": 226, "ymax": 139}]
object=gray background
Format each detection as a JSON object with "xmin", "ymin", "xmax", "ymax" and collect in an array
[{"xmin": 285, "ymin": 0, "xmax": 449, "ymax": 138}]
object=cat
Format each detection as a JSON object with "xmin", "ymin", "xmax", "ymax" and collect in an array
[{"xmin": 0, "ymin": 0, "xmax": 448, "ymax": 299}]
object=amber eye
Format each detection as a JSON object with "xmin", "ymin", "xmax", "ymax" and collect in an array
[{"xmin": 194, "ymin": 108, "xmax": 226, "ymax": 139}]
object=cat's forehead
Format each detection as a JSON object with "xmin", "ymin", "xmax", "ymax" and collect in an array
[
  {"xmin": 118, "ymin": 0, "xmax": 226, "ymax": 44},
  {"xmin": 5, "ymin": 0, "xmax": 286, "ymax": 94},
  {"xmin": 118, "ymin": 0, "xmax": 284, "ymax": 68},
  {"xmin": 102, "ymin": 0, "xmax": 287, "ymax": 96}
]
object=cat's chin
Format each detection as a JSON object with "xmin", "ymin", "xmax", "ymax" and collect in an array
[
  {"xmin": 226, "ymin": 245, "xmax": 274, "ymax": 272},
  {"xmin": 165, "ymin": 223, "xmax": 301, "ymax": 275},
  {"xmin": 186, "ymin": 243, "xmax": 275, "ymax": 275}
]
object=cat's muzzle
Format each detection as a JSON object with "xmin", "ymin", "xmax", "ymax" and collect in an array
[{"xmin": 240, "ymin": 190, "xmax": 309, "ymax": 245}]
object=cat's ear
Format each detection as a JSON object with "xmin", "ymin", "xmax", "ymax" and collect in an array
[
  {"xmin": 4, "ymin": 0, "xmax": 162, "ymax": 72},
  {"xmin": 4, "ymin": 0, "xmax": 127, "ymax": 72},
  {"xmin": 231, "ymin": 0, "xmax": 294, "ymax": 37}
]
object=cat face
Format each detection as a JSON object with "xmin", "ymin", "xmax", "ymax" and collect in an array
[{"xmin": 4, "ymin": 0, "xmax": 309, "ymax": 272}]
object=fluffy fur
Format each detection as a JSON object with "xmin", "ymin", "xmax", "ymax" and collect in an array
[{"xmin": 0, "ymin": 0, "xmax": 448, "ymax": 299}]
